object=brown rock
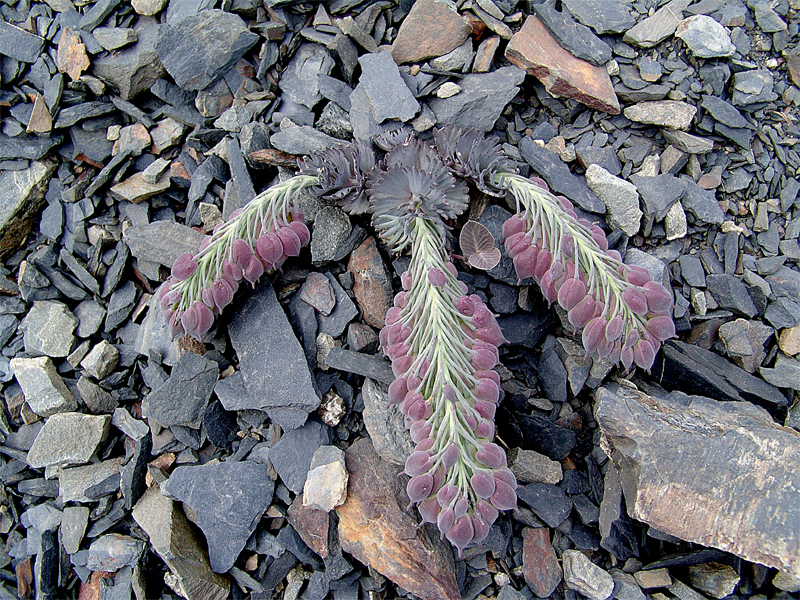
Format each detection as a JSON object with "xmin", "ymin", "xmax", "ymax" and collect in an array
[
  {"xmin": 110, "ymin": 172, "xmax": 170, "ymax": 204},
  {"xmin": 336, "ymin": 438, "xmax": 460, "ymax": 600},
  {"xmin": 523, "ymin": 527, "xmax": 562, "ymax": 597},
  {"xmin": 78, "ymin": 571, "xmax": 114, "ymax": 600},
  {"xmin": 779, "ymin": 325, "xmax": 800, "ymax": 356},
  {"xmin": 114, "ymin": 123, "xmax": 151, "ymax": 156},
  {"xmin": 57, "ymin": 27, "xmax": 90, "ymax": 81},
  {"xmin": 150, "ymin": 117, "xmax": 187, "ymax": 154},
  {"xmin": 0, "ymin": 159, "xmax": 57, "ymax": 260},
  {"xmin": 348, "ymin": 237, "xmax": 393, "ymax": 329},
  {"xmin": 298, "ymin": 272, "xmax": 336, "ymax": 315},
  {"xmin": 248, "ymin": 148, "xmax": 299, "ymax": 168},
  {"xmin": 287, "ymin": 495, "xmax": 330, "ymax": 558},
  {"xmin": 391, "ymin": 0, "xmax": 472, "ymax": 65},
  {"xmin": 596, "ymin": 383, "xmax": 800, "ymax": 578},
  {"xmin": 505, "ymin": 16, "xmax": 620, "ymax": 115},
  {"xmin": 787, "ymin": 51, "xmax": 800, "ymax": 88},
  {"xmin": 27, "ymin": 94, "xmax": 52, "ymax": 134}
]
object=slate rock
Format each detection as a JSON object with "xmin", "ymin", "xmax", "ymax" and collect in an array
[
  {"xmin": 279, "ymin": 43, "xmax": 334, "ymax": 109},
  {"xmin": 142, "ymin": 351, "xmax": 218, "ymax": 428},
  {"xmin": 506, "ymin": 16, "xmax": 619, "ymax": 115},
  {"xmin": 93, "ymin": 27, "xmax": 138, "ymax": 51},
  {"xmin": 623, "ymin": 0, "xmax": 690, "ymax": 48},
  {"xmin": 123, "ymin": 220, "xmax": 204, "ymax": 269},
  {"xmin": 596, "ymin": 383, "xmax": 800, "ymax": 578},
  {"xmin": 156, "ymin": 10, "xmax": 259, "ymax": 91},
  {"xmin": 0, "ymin": 21, "xmax": 46, "ymax": 63},
  {"xmin": 517, "ymin": 483, "xmax": 573, "ymax": 527},
  {"xmin": 311, "ymin": 206, "xmax": 352, "ymax": 265},
  {"xmin": 563, "ymin": 0, "xmax": 635, "ymax": 34},
  {"xmin": 77, "ymin": 376, "xmax": 117, "ymax": 414},
  {"xmin": 624, "ymin": 101, "xmax": 696, "ymax": 130},
  {"xmin": 539, "ymin": 348, "xmax": 567, "ymax": 404},
  {"xmin": 80, "ymin": 340, "xmax": 119, "ymax": 380},
  {"xmin": 522, "ymin": 527, "xmax": 562, "ymax": 597},
  {"xmin": 533, "ymin": 1, "xmax": 613, "ymax": 66},
  {"xmin": 105, "ymin": 280, "xmax": 139, "ymax": 331},
  {"xmin": 110, "ymin": 172, "xmax": 170, "ymax": 204},
  {"xmin": 562, "ymin": 549, "xmax": 615, "ymax": 600},
  {"xmin": 337, "ymin": 438, "xmax": 460, "ymax": 600},
  {"xmin": 59, "ymin": 458, "xmax": 122, "ymax": 503},
  {"xmin": 498, "ymin": 409, "xmax": 577, "ymax": 460},
  {"xmin": 130, "ymin": 492, "xmax": 227, "ymax": 600},
  {"xmin": 701, "ymin": 95, "xmax": 748, "ymax": 129},
  {"xmin": 519, "ymin": 137, "xmax": 605, "ymax": 213},
  {"xmin": 681, "ymin": 177, "xmax": 724, "ymax": 224},
  {"xmin": 577, "ymin": 146, "xmax": 622, "ymax": 176},
  {"xmin": 706, "ymin": 274, "xmax": 758, "ymax": 318},
  {"xmin": 0, "ymin": 160, "xmax": 57, "ymax": 260},
  {"xmin": 325, "ymin": 347, "xmax": 394, "ymax": 385},
  {"xmin": 10, "ymin": 356, "xmax": 76, "ymax": 418},
  {"xmin": 303, "ymin": 445, "xmax": 348, "ymax": 512},
  {"xmin": 629, "ymin": 174, "xmax": 687, "ymax": 222},
  {"xmin": 27, "ymin": 412, "xmax": 110, "ymax": 469},
  {"xmin": 732, "ymin": 69, "xmax": 777, "ymax": 107},
  {"xmin": 271, "ymin": 125, "xmax": 340, "ymax": 155},
  {"xmin": 163, "ymin": 460, "xmax": 273, "ymax": 573},
  {"xmin": 751, "ymin": 1, "xmax": 787, "ymax": 32},
  {"xmin": 86, "ymin": 534, "xmax": 144, "ymax": 572},
  {"xmin": 675, "ymin": 15, "xmax": 736, "ymax": 58},
  {"xmin": 585, "ymin": 164, "xmax": 641, "ymax": 236},
  {"xmin": 391, "ymin": 0, "xmax": 472, "ymax": 64},
  {"xmin": 20, "ymin": 301, "xmax": 78, "ymax": 358},
  {"xmin": 61, "ymin": 506, "xmax": 89, "ymax": 555},
  {"xmin": 358, "ymin": 51, "xmax": 419, "ymax": 123},
  {"xmin": 760, "ymin": 353, "xmax": 800, "ymax": 391},
  {"xmin": 228, "ymin": 280, "xmax": 320, "ymax": 427},
  {"xmin": 286, "ymin": 496, "xmax": 330, "ymax": 558},
  {"xmin": 361, "ymin": 377, "xmax": 415, "ymax": 466},
  {"xmin": 269, "ymin": 419, "xmax": 332, "ymax": 493},
  {"xmin": 687, "ymin": 563, "xmax": 740, "ymax": 599},
  {"xmin": 679, "ymin": 255, "xmax": 706, "ymax": 287},
  {"xmin": 92, "ymin": 20, "xmax": 165, "ymax": 100},
  {"xmin": 348, "ymin": 236, "xmax": 392, "ymax": 329},
  {"xmin": 508, "ymin": 448, "xmax": 562, "ymax": 485}
]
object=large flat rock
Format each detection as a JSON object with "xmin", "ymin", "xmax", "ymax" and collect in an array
[
  {"xmin": 596, "ymin": 383, "xmax": 800, "ymax": 578},
  {"xmin": 0, "ymin": 160, "xmax": 57, "ymax": 259}
]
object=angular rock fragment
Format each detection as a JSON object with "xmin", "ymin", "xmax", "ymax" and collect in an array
[
  {"xmin": 523, "ymin": 528, "xmax": 562, "ymax": 597},
  {"xmin": 0, "ymin": 160, "xmax": 57, "ymax": 259},
  {"xmin": 0, "ymin": 21, "xmax": 45, "ymax": 63},
  {"xmin": 596, "ymin": 384, "xmax": 800, "ymax": 578},
  {"xmin": 358, "ymin": 51, "xmax": 419, "ymax": 123},
  {"xmin": 624, "ymin": 101, "xmax": 696, "ymax": 130},
  {"xmin": 21, "ymin": 301, "xmax": 78, "ymax": 358},
  {"xmin": 270, "ymin": 419, "xmax": 331, "ymax": 493},
  {"xmin": 623, "ymin": 0, "xmax": 690, "ymax": 48},
  {"xmin": 391, "ymin": 0, "xmax": 471, "ymax": 64},
  {"xmin": 123, "ymin": 220, "xmax": 204, "ymax": 269},
  {"xmin": 92, "ymin": 20, "xmax": 165, "ymax": 100},
  {"xmin": 348, "ymin": 237, "xmax": 392, "ymax": 329},
  {"xmin": 27, "ymin": 412, "xmax": 111, "ymax": 469},
  {"xmin": 10, "ymin": 356, "xmax": 77, "ymax": 417},
  {"xmin": 562, "ymin": 550, "xmax": 614, "ymax": 600},
  {"xmin": 675, "ymin": 15, "xmax": 736, "ymax": 58},
  {"xmin": 110, "ymin": 173, "xmax": 171, "ymax": 204},
  {"xmin": 533, "ymin": 2, "xmax": 612, "ymax": 66},
  {"xmin": 279, "ymin": 43, "xmax": 334, "ymax": 109},
  {"xmin": 361, "ymin": 378, "xmax": 415, "ymax": 467},
  {"xmin": 143, "ymin": 352, "xmax": 218, "ymax": 429},
  {"xmin": 303, "ymin": 445, "xmax": 348, "ymax": 512},
  {"xmin": 585, "ymin": 164, "xmax": 641, "ymax": 236}
]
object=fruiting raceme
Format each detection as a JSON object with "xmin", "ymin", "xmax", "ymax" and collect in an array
[
  {"xmin": 158, "ymin": 174, "xmax": 318, "ymax": 340},
  {"xmin": 495, "ymin": 172, "xmax": 676, "ymax": 371},
  {"xmin": 381, "ymin": 216, "xmax": 516, "ymax": 558}
]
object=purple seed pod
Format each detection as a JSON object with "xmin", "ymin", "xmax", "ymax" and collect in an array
[
  {"xmin": 470, "ymin": 512, "xmax": 491, "ymax": 544},
  {"xmin": 622, "ymin": 287, "xmax": 649, "ymax": 316},
  {"xmin": 407, "ymin": 474, "xmax": 435, "ymax": 503},
  {"xmin": 626, "ymin": 265, "xmax": 652, "ymax": 286},
  {"xmin": 195, "ymin": 302, "xmax": 214, "ymax": 335},
  {"xmin": 199, "ymin": 236, "xmax": 212, "ymax": 252},
  {"xmin": 428, "ymin": 267, "xmax": 447, "ymax": 287},
  {"xmin": 276, "ymin": 227, "xmax": 302, "ymax": 257},
  {"xmin": 385, "ymin": 307, "xmax": 402, "ymax": 325},
  {"xmin": 392, "ymin": 355, "xmax": 413, "ymax": 377},
  {"xmin": 512, "ymin": 246, "xmax": 539, "ymax": 281},
  {"xmin": 475, "ymin": 324, "xmax": 507, "ymax": 347},
  {"xmin": 410, "ymin": 421, "xmax": 432, "ymax": 443},
  {"xmin": 605, "ymin": 316, "xmax": 624, "ymax": 342},
  {"xmin": 169, "ymin": 311, "xmax": 185, "ymax": 338},
  {"xmin": 388, "ymin": 377, "xmax": 408, "ymax": 405},
  {"xmin": 243, "ymin": 255, "xmax": 265, "ymax": 285},
  {"xmin": 393, "ymin": 291, "xmax": 407, "ymax": 309},
  {"xmin": 418, "ymin": 496, "xmax": 441, "ymax": 523},
  {"xmin": 582, "ymin": 317, "xmax": 608, "ymax": 355},
  {"xmin": 567, "ymin": 296, "xmax": 596, "ymax": 329},
  {"xmin": 621, "ymin": 346, "xmax": 635, "ymax": 370},
  {"xmin": 476, "ymin": 442, "xmax": 506, "ymax": 469},
  {"xmin": 549, "ymin": 260, "xmax": 564, "ymax": 281},
  {"xmin": 180, "ymin": 304, "xmax": 199, "ymax": 334},
  {"xmin": 643, "ymin": 281, "xmax": 674, "ymax": 314},
  {"xmin": 474, "ymin": 419, "xmax": 494, "ymax": 439},
  {"xmin": 441, "ymin": 444, "xmax": 459, "ymax": 469},
  {"xmin": 222, "ymin": 260, "xmax": 243, "ymax": 282},
  {"xmin": 489, "ymin": 479, "xmax": 517, "ymax": 511},
  {"xmin": 505, "ymin": 232, "xmax": 530, "ymax": 258},
  {"xmin": 558, "ymin": 278, "xmax": 587, "ymax": 311},
  {"xmin": 416, "ymin": 437, "xmax": 435, "ymax": 452},
  {"xmin": 634, "ymin": 338, "xmax": 656, "ymax": 370},
  {"xmin": 445, "ymin": 262, "xmax": 458, "ymax": 278},
  {"xmin": 171, "ymin": 254, "xmax": 198, "ymax": 281},
  {"xmin": 255, "ymin": 234, "xmax": 282, "ymax": 269},
  {"xmin": 456, "ymin": 295, "xmax": 476, "ymax": 316},
  {"xmin": 288, "ymin": 220, "xmax": 311, "ymax": 246},
  {"xmin": 437, "ymin": 484, "xmax": 459, "ymax": 508},
  {"xmin": 201, "ymin": 288, "xmax": 215, "ymax": 310},
  {"xmin": 474, "ymin": 400, "xmax": 496, "ymax": 420},
  {"xmin": 453, "ymin": 497, "xmax": 469, "ymax": 519},
  {"xmin": 404, "ymin": 451, "xmax": 433, "ymax": 477},
  {"xmin": 211, "ymin": 278, "xmax": 235, "ymax": 312},
  {"xmin": 503, "ymin": 215, "xmax": 526, "ymax": 239},
  {"xmin": 647, "ymin": 315, "xmax": 676, "ymax": 341},
  {"xmin": 472, "ymin": 348, "xmax": 497, "ymax": 371},
  {"xmin": 539, "ymin": 270, "xmax": 559, "ymax": 305},
  {"xmin": 475, "ymin": 369, "xmax": 500, "ymax": 386},
  {"xmin": 401, "ymin": 271, "xmax": 412, "ymax": 290},
  {"xmin": 475, "ymin": 378, "xmax": 500, "ymax": 403},
  {"xmin": 437, "ymin": 508, "xmax": 456, "ymax": 536},
  {"xmin": 471, "ymin": 471, "xmax": 496, "ymax": 499},
  {"xmin": 476, "ymin": 500, "xmax": 498, "ymax": 526},
  {"xmin": 230, "ymin": 239, "xmax": 252, "ymax": 269},
  {"xmin": 533, "ymin": 249, "xmax": 552, "ymax": 280}
]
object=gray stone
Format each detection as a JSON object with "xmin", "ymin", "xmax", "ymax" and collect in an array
[
  {"xmin": 390, "ymin": 0, "xmax": 472, "ymax": 64},
  {"xmin": 430, "ymin": 38, "xmax": 474, "ymax": 72},
  {"xmin": 675, "ymin": 15, "xmax": 736, "ymax": 58},
  {"xmin": 86, "ymin": 534, "xmax": 145, "ymax": 572},
  {"xmin": 751, "ymin": 1, "xmax": 787, "ymax": 32},
  {"xmin": 358, "ymin": 51, "xmax": 419, "ymax": 123},
  {"xmin": 92, "ymin": 20, "xmax": 165, "ymax": 100},
  {"xmin": 563, "ymin": 550, "xmax": 615, "ymax": 600},
  {"xmin": 80, "ymin": 340, "xmax": 119, "ymax": 380},
  {"xmin": 624, "ymin": 248, "xmax": 669, "ymax": 288},
  {"xmin": 517, "ymin": 483, "xmax": 573, "ymax": 527},
  {"xmin": 706, "ymin": 274, "xmax": 758, "ymax": 318},
  {"xmin": 732, "ymin": 69, "xmax": 777, "ymax": 107},
  {"xmin": 633, "ymin": 569, "xmax": 672, "ymax": 589},
  {"xmin": 162, "ymin": 460, "xmax": 273, "ymax": 573},
  {"xmin": 563, "ymin": 0, "xmax": 635, "ymax": 34},
  {"xmin": 270, "ymin": 124, "xmax": 340, "ymax": 155},
  {"xmin": 661, "ymin": 130, "xmax": 714, "ymax": 154},
  {"xmin": 124, "ymin": 220, "xmax": 204, "ymax": 269},
  {"xmin": 533, "ymin": 1, "xmax": 613, "ymax": 66},
  {"xmin": 10, "ymin": 356, "xmax": 77, "ymax": 417},
  {"xmin": 74, "ymin": 300, "xmax": 106, "ymax": 338},
  {"xmin": 681, "ymin": 177, "xmax": 724, "ymax": 224},
  {"xmin": 0, "ymin": 160, "xmax": 57, "ymax": 260},
  {"xmin": 361, "ymin": 377, "xmax": 415, "ymax": 467},
  {"xmin": 269, "ymin": 419, "xmax": 331, "ymax": 494},
  {"xmin": 105, "ymin": 280, "xmax": 138, "ymax": 332},
  {"xmin": 59, "ymin": 458, "xmax": 122, "ymax": 503},
  {"xmin": 112, "ymin": 407, "xmax": 150, "ymax": 440},
  {"xmin": 213, "ymin": 106, "xmax": 251, "ymax": 133},
  {"xmin": 623, "ymin": 0, "xmax": 691, "ymax": 48},
  {"xmin": 0, "ymin": 314, "xmax": 17, "ymax": 348},
  {"xmin": 679, "ymin": 255, "xmax": 706, "ymax": 287},
  {"xmin": 60, "ymin": 506, "xmax": 89, "ymax": 554},
  {"xmin": 20, "ymin": 301, "xmax": 78, "ymax": 358},
  {"xmin": 586, "ymin": 164, "xmax": 641, "ymax": 236},
  {"xmin": 27, "ymin": 412, "xmax": 110, "ymax": 469},
  {"xmin": 701, "ymin": 95, "xmax": 748, "ymax": 129},
  {"xmin": 92, "ymin": 27, "xmax": 138, "ymax": 51},
  {"xmin": 143, "ymin": 351, "xmax": 218, "ymax": 428},
  {"xmin": 23, "ymin": 504, "xmax": 62, "ymax": 533},
  {"xmin": 428, "ymin": 67, "xmax": 525, "ymax": 132},
  {"xmin": 303, "ymin": 445, "xmax": 348, "ymax": 512},
  {"xmin": 624, "ymin": 101, "xmax": 696, "ymax": 130},
  {"xmin": 0, "ymin": 21, "xmax": 45, "ymax": 63},
  {"xmin": 718, "ymin": 318, "xmax": 771, "ymax": 372},
  {"xmin": 508, "ymin": 448, "xmax": 562, "ymax": 485},
  {"xmin": 629, "ymin": 174, "xmax": 687, "ymax": 222},
  {"xmin": 279, "ymin": 43, "xmax": 334, "ymax": 109},
  {"xmin": 760, "ymin": 353, "xmax": 800, "ymax": 391},
  {"xmin": 132, "ymin": 485, "xmax": 229, "ymax": 600},
  {"xmin": 577, "ymin": 146, "xmax": 622, "ymax": 176},
  {"xmin": 596, "ymin": 383, "xmax": 800, "ymax": 579},
  {"xmin": 324, "ymin": 347, "xmax": 394, "ymax": 386},
  {"xmin": 76, "ymin": 376, "xmax": 117, "ymax": 414},
  {"xmin": 311, "ymin": 206, "xmax": 352, "ymax": 264},
  {"xmin": 687, "ymin": 562, "xmax": 740, "ymax": 599},
  {"xmin": 155, "ymin": 10, "xmax": 259, "ymax": 91}
]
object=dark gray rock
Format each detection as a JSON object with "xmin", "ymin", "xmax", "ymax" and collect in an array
[
  {"xmin": 54, "ymin": 102, "xmax": 116, "ymax": 129},
  {"xmin": 0, "ymin": 160, "xmax": 57, "ymax": 260},
  {"xmin": 361, "ymin": 377, "xmax": 415, "ymax": 466},
  {"xmin": 226, "ymin": 136, "xmax": 255, "ymax": 207},
  {"xmin": 731, "ymin": 69, "xmax": 777, "ymax": 107},
  {"xmin": 228, "ymin": 279, "xmax": 320, "ymax": 429},
  {"xmin": 498, "ymin": 409, "xmax": 576, "ymax": 460},
  {"xmin": 701, "ymin": 95, "xmax": 748, "ymax": 129},
  {"xmin": 269, "ymin": 419, "xmax": 332, "ymax": 493},
  {"xmin": 279, "ymin": 43, "xmax": 335, "ymax": 109},
  {"xmin": 104, "ymin": 280, "xmax": 138, "ymax": 331},
  {"xmin": 715, "ymin": 122, "xmax": 755, "ymax": 149},
  {"xmin": 534, "ymin": 1, "xmax": 612, "ymax": 65},
  {"xmin": 142, "ymin": 351, "xmax": 218, "ymax": 428},
  {"xmin": 653, "ymin": 340, "xmax": 788, "ymax": 418},
  {"xmin": 629, "ymin": 174, "xmax": 687, "ymax": 221},
  {"xmin": 679, "ymin": 255, "xmax": 706, "ymax": 287},
  {"xmin": 780, "ymin": 178, "xmax": 800, "ymax": 212},
  {"xmin": 317, "ymin": 273, "xmax": 358, "ymax": 338},
  {"xmin": 77, "ymin": 376, "xmax": 117, "ymax": 414},
  {"xmin": 358, "ymin": 50, "xmax": 419, "ymax": 123},
  {"xmin": 428, "ymin": 67, "xmax": 525, "ymax": 132},
  {"xmin": 165, "ymin": 0, "xmax": 215, "ymax": 25},
  {"xmin": 563, "ymin": 0, "xmax": 635, "ymax": 34},
  {"xmin": 270, "ymin": 125, "xmax": 340, "ymax": 155},
  {"xmin": 517, "ymin": 483, "xmax": 573, "ymax": 527},
  {"xmin": 324, "ymin": 347, "xmax": 394, "ymax": 385},
  {"xmin": 123, "ymin": 220, "xmax": 204, "ymax": 270},
  {"xmin": 21, "ymin": 300, "xmax": 78, "ymax": 358},
  {"xmin": 539, "ymin": 348, "xmax": 568, "ymax": 404},
  {"xmin": 681, "ymin": 177, "xmax": 725, "ymax": 224},
  {"xmin": 577, "ymin": 146, "xmax": 622, "ymax": 176},
  {"xmin": 155, "ymin": 10, "xmax": 259, "ymax": 91},
  {"xmin": 86, "ymin": 534, "xmax": 144, "ymax": 572},
  {"xmin": 0, "ymin": 21, "xmax": 45, "ymax": 63},
  {"xmin": 706, "ymin": 274, "xmax": 758, "ymax": 317},
  {"xmin": 519, "ymin": 136, "xmax": 605, "ymax": 213},
  {"xmin": 162, "ymin": 460, "xmax": 273, "ymax": 573},
  {"xmin": 499, "ymin": 310, "xmax": 556, "ymax": 349},
  {"xmin": 74, "ymin": 300, "xmax": 105, "ymax": 338}
]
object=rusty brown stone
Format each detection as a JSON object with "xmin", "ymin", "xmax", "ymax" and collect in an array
[
  {"xmin": 348, "ymin": 236, "xmax": 393, "ymax": 329},
  {"xmin": 16, "ymin": 557, "xmax": 33, "ymax": 600},
  {"xmin": 336, "ymin": 438, "xmax": 460, "ymax": 600},
  {"xmin": 110, "ymin": 172, "xmax": 170, "ymax": 204},
  {"xmin": 0, "ymin": 159, "xmax": 57, "ymax": 260},
  {"xmin": 27, "ymin": 94, "xmax": 52, "ymax": 134},
  {"xmin": 391, "ymin": 0, "xmax": 472, "ymax": 64},
  {"xmin": 78, "ymin": 571, "xmax": 114, "ymax": 600},
  {"xmin": 505, "ymin": 16, "xmax": 620, "ymax": 115},
  {"xmin": 57, "ymin": 27, "xmax": 90, "ymax": 81},
  {"xmin": 523, "ymin": 527, "xmax": 562, "ymax": 597},
  {"xmin": 787, "ymin": 51, "xmax": 800, "ymax": 88},
  {"xmin": 248, "ymin": 148, "xmax": 300, "ymax": 168},
  {"xmin": 287, "ymin": 495, "xmax": 330, "ymax": 558}
]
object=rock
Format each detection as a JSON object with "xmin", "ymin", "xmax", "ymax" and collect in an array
[
  {"xmin": 628, "ymin": 174, "xmax": 687, "ymax": 222},
  {"xmin": 700, "ymin": 95, "xmax": 748, "ymax": 129},
  {"xmin": 162, "ymin": 460, "xmax": 273, "ymax": 573},
  {"xmin": 522, "ymin": 528, "xmax": 562, "ymax": 597},
  {"xmin": 92, "ymin": 20, "xmax": 165, "ymax": 100},
  {"xmin": 20, "ymin": 301, "xmax": 78, "ymax": 358},
  {"xmin": 361, "ymin": 378, "xmax": 415, "ymax": 466},
  {"xmin": 93, "ymin": 27, "xmax": 138, "ymax": 51},
  {"xmin": 778, "ymin": 325, "xmax": 800, "ymax": 356},
  {"xmin": 287, "ymin": 495, "xmax": 331, "ymax": 559},
  {"xmin": 110, "ymin": 172, "xmax": 171, "ymax": 204},
  {"xmin": 675, "ymin": 15, "xmax": 735, "ymax": 58},
  {"xmin": 27, "ymin": 94, "xmax": 52, "ymax": 135},
  {"xmin": 562, "ymin": 0, "xmax": 635, "ymax": 34},
  {"xmin": 310, "ymin": 206, "xmax": 352, "ymax": 264},
  {"xmin": 336, "ymin": 438, "xmax": 460, "ymax": 600},
  {"xmin": 498, "ymin": 410, "xmax": 577, "ymax": 460},
  {"xmin": 706, "ymin": 274, "xmax": 758, "ymax": 318},
  {"xmin": 687, "ymin": 562, "xmax": 739, "ymax": 598},
  {"xmin": 634, "ymin": 568, "xmax": 672, "ymax": 589},
  {"xmin": 77, "ymin": 377, "xmax": 117, "ymax": 414},
  {"xmin": 27, "ymin": 412, "xmax": 110, "ymax": 469},
  {"xmin": 623, "ymin": 0, "xmax": 691, "ymax": 48},
  {"xmin": 61, "ymin": 506, "xmax": 89, "ymax": 554},
  {"xmin": 348, "ymin": 237, "xmax": 392, "ymax": 329},
  {"xmin": 681, "ymin": 178, "xmax": 724, "ymax": 224},
  {"xmin": 270, "ymin": 125, "xmax": 340, "ymax": 155},
  {"xmin": 751, "ymin": 1, "xmax": 787, "ymax": 32},
  {"xmin": 731, "ymin": 69, "xmax": 777, "ymax": 107},
  {"xmin": 428, "ymin": 67, "xmax": 526, "ymax": 131},
  {"xmin": 718, "ymin": 318, "xmax": 771, "ymax": 372},
  {"xmin": 431, "ymin": 38, "xmax": 474, "ymax": 72},
  {"xmin": 585, "ymin": 164, "xmax": 641, "ymax": 236},
  {"xmin": 391, "ymin": 0, "xmax": 472, "ymax": 64},
  {"xmin": 596, "ymin": 383, "xmax": 800, "ymax": 578},
  {"xmin": 303, "ymin": 445, "xmax": 348, "ymax": 512},
  {"xmin": 508, "ymin": 448, "xmax": 562, "ymax": 485},
  {"xmin": 0, "ymin": 160, "xmax": 57, "ymax": 260},
  {"xmin": 123, "ymin": 220, "xmax": 204, "ymax": 269},
  {"xmin": 279, "ymin": 43, "xmax": 334, "ymax": 109},
  {"xmin": 624, "ymin": 101, "xmax": 696, "ymax": 130},
  {"xmin": 773, "ymin": 571, "xmax": 800, "ymax": 593},
  {"xmin": 142, "ymin": 351, "xmax": 218, "ymax": 429},
  {"xmin": 577, "ymin": 146, "xmax": 622, "ymax": 176},
  {"xmin": 562, "ymin": 550, "xmax": 615, "ymax": 600},
  {"xmin": 105, "ymin": 280, "xmax": 139, "ymax": 331},
  {"xmin": 760, "ymin": 353, "xmax": 800, "ymax": 391},
  {"xmin": 0, "ymin": 20, "xmax": 45, "ymax": 63},
  {"xmin": 324, "ymin": 347, "xmax": 394, "ymax": 385},
  {"xmin": 533, "ymin": 1, "xmax": 612, "ymax": 66},
  {"xmin": 299, "ymin": 272, "xmax": 336, "ymax": 316},
  {"xmin": 59, "ymin": 458, "xmax": 121, "ymax": 503},
  {"xmin": 519, "ymin": 137, "xmax": 605, "ymax": 213},
  {"xmin": 517, "ymin": 483, "xmax": 573, "ymax": 527},
  {"xmin": 664, "ymin": 202, "xmax": 687, "ymax": 240},
  {"xmin": 132, "ymin": 485, "xmax": 229, "ymax": 600},
  {"xmin": 270, "ymin": 419, "xmax": 332, "ymax": 493},
  {"xmin": 358, "ymin": 51, "xmax": 419, "ymax": 123},
  {"xmin": 347, "ymin": 323, "xmax": 379, "ymax": 354},
  {"xmin": 654, "ymin": 340, "xmax": 788, "ymax": 417},
  {"xmin": 80, "ymin": 341, "xmax": 119, "ymax": 381},
  {"xmin": 87, "ymin": 534, "xmax": 145, "ymax": 572},
  {"xmin": 506, "ymin": 16, "xmax": 619, "ymax": 115},
  {"xmin": 10, "ymin": 356, "xmax": 77, "ymax": 417},
  {"xmin": 156, "ymin": 10, "xmax": 258, "ymax": 91},
  {"xmin": 228, "ymin": 280, "xmax": 320, "ymax": 428},
  {"xmin": 132, "ymin": 0, "xmax": 167, "ymax": 15}
]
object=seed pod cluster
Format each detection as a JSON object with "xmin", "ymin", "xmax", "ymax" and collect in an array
[
  {"xmin": 380, "ymin": 217, "xmax": 516, "ymax": 557},
  {"xmin": 498, "ymin": 174, "xmax": 675, "ymax": 371}
]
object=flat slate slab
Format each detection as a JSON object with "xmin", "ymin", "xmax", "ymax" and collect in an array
[
  {"xmin": 596, "ymin": 383, "xmax": 800, "ymax": 578},
  {"xmin": 0, "ymin": 160, "xmax": 57, "ymax": 260},
  {"xmin": 143, "ymin": 351, "xmax": 218, "ymax": 428}
]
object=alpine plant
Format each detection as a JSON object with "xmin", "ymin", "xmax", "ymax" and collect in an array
[{"xmin": 159, "ymin": 124, "xmax": 675, "ymax": 556}]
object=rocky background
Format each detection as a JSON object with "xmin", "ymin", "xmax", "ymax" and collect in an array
[{"xmin": 0, "ymin": 0, "xmax": 799, "ymax": 598}]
